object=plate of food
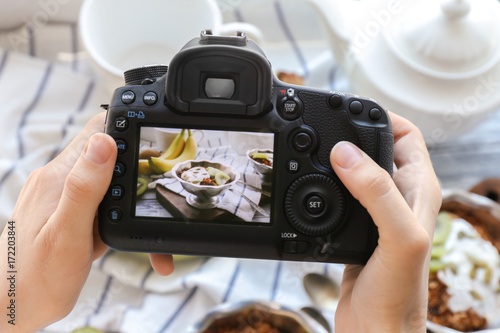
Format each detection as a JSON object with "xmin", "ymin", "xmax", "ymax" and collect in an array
[{"xmin": 427, "ymin": 189, "xmax": 500, "ymax": 332}]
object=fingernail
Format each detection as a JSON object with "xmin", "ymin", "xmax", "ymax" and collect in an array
[
  {"xmin": 84, "ymin": 134, "xmax": 112, "ymax": 165},
  {"xmin": 333, "ymin": 141, "xmax": 363, "ymax": 169}
]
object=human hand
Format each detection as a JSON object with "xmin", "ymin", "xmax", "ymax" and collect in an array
[
  {"xmin": 0, "ymin": 113, "xmax": 174, "ymax": 332},
  {"xmin": 330, "ymin": 112, "xmax": 441, "ymax": 332}
]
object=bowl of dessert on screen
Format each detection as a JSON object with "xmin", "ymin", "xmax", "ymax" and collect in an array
[
  {"xmin": 247, "ymin": 149, "xmax": 273, "ymax": 176},
  {"xmin": 172, "ymin": 160, "xmax": 240, "ymax": 209}
]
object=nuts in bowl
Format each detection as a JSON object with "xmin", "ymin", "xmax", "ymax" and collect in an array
[
  {"xmin": 247, "ymin": 149, "xmax": 273, "ymax": 176},
  {"xmin": 172, "ymin": 160, "xmax": 240, "ymax": 209}
]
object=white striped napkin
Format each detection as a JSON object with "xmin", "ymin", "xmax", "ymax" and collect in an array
[{"xmin": 0, "ymin": 1, "xmax": 346, "ymax": 332}]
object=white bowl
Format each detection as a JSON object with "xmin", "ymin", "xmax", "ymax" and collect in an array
[
  {"xmin": 246, "ymin": 149, "xmax": 273, "ymax": 176},
  {"xmin": 172, "ymin": 160, "xmax": 240, "ymax": 209},
  {"xmin": 187, "ymin": 301, "xmax": 328, "ymax": 333}
]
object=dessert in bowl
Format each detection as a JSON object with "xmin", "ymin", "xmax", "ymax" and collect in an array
[
  {"xmin": 172, "ymin": 160, "xmax": 240, "ymax": 209},
  {"xmin": 247, "ymin": 149, "xmax": 273, "ymax": 177}
]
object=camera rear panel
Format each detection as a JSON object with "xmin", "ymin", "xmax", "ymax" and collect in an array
[
  {"xmin": 98, "ymin": 31, "xmax": 393, "ymax": 265},
  {"xmin": 99, "ymin": 75, "xmax": 392, "ymax": 265}
]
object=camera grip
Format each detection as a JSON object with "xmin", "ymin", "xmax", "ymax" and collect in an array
[{"xmin": 299, "ymin": 92, "xmax": 392, "ymax": 174}]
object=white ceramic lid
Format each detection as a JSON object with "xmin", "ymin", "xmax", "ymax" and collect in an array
[{"xmin": 385, "ymin": 0, "xmax": 500, "ymax": 79}]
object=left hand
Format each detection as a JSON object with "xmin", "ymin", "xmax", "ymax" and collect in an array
[{"xmin": 0, "ymin": 113, "xmax": 174, "ymax": 332}]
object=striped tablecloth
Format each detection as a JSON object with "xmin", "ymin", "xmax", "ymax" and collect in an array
[{"xmin": 0, "ymin": 1, "xmax": 344, "ymax": 332}]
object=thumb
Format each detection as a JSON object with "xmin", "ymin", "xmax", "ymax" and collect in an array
[
  {"xmin": 330, "ymin": 141, "xmax": 417, "ymax": 243},
  {"xmin": 52, "ymin": 133, "xmax": 117, "ymax": 238}
]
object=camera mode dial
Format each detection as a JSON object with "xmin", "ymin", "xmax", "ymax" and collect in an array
[
  {"xmin": 124, "ymin": 65, "xmax": 168, "ymax": 85},
  {"xmin": 285, "ymin": 174, "xmax": 346, "ymax": 236}
]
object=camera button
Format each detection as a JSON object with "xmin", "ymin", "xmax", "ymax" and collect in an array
[
  {"xmin": 121, "ymin": 90, "xmax": 136, "ymax": 104},
  {"xmin": 278, "ymin": 92, "xmax": 303, "ymax": 120},
  {"xmin": 349, "ymin": 100, "xmax": 363, "ymax": 114},
  {"xmin": 284, "ymin": 100, "xmax": 297, "ymax": 112},
  {"xmin": 283, "ymin": 241, "xmax": 308, "ymax": 254},
  {"xmin": 285, "ymin": 174, "xmax": 346, "ymax": 236},
  {"xmin": 108, "ymin": 208, "xmax": 122, "ymax": 223},
  {"xmin": 369, "ymin": 107, "xmax": 382, "ymax": 121},
  {"xmin": 329, "ymin": 94, "xmax": 343, "ymax": 108},
  {"xmin": 143, "ymin": 91, "xmax": 158, "ymax": 106},
  {"xmin": 116, "ymin": 140, "xmax": 127, "ymax": 154},
  {"xmin": 141, "ymin": 78, "xmax": 156, "ymax": 85},
  {"xmin": 293, "ymin": 132, "xmax": 312, "ymax": 151},
  {"xmin": 113, "ymin": 162, "xmax": 126, "ymax": 177},
  {"xmin": 110, "ymin": 185, "xmax": 124, "ymax": 200},
  {"xmin": 114, "ymin": 117, "xmax": 128, "ymax": 132},
  {"xmin": 305, "ymin": 194, "xmax": 326, "ymax": 215},
  {"xmin": 287, "ymin": 160, "xmax": 300, "ymax": 173}
]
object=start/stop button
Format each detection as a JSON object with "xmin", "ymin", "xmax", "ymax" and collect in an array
[{"xmin": 278, "ymin": 88, "xmax": 303, "ymax": 120}]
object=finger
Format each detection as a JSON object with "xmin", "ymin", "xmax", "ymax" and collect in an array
[
  {"xmin": 390, "ymin": 112, "xmax": 433, "ymax": 175},
  {"xmin": 330, "ymin": 141, "xmax": 425, "ymax": 246},
  {"xmin": 10, "ymin": 113, "xmax": 109, "ymax": 236},
  {"xmin": 149, "ymin": 254, "xmax": 175, "ymax": 276},
  {"xmin": 44, "ymin": 112, "xmax": 108, "ymax": 190},
  {"xmin": 49, "ymin": 133, "xmax": 117, "ymax": 240},
  {"xmin": 389, "ymin": 112, "xmax": 441, "ymax": 235}
]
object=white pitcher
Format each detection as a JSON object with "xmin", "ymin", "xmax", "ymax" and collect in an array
[{"xmin": 308, "ymin": 0, "xmax": 500, "ymax": 143}]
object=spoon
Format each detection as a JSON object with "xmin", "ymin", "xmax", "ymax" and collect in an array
[
  {"xmin": 303, "ymin": 273, "xmax": 341, "ymax": 312},
  {"xmin": 301, "ymin": 306, "xmax": 332, "ymax": 333},
  {"xmin": 229, "ymin": 188, "xmax": 270, "ymax": 217}
]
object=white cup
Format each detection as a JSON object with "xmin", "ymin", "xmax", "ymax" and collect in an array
[{"xmin": 79, "ymin": 0, "xmax": 262, "ymax": 90}]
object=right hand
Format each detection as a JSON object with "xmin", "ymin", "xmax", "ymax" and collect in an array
[{"xmin": 330, "ymin": 112, "xmax": 441, "ymax": 332}]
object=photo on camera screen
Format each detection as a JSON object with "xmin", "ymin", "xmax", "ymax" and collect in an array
[{"xmin": 135, "ymin": 127, "xmax": 274, "ymax": 224}]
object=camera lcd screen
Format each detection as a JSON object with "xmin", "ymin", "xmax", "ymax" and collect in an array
[{"xmin": 135, "ymin": 126, "xmax": 274, "ymax": 224}]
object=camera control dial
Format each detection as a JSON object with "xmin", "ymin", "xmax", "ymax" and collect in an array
[
  {"xmin": 285, "ymin": 174, "xmax": 346, "ymax": 236},
  {"xmin": 124, "ymin": 65, "xmax": 168, "ymax": 85}
]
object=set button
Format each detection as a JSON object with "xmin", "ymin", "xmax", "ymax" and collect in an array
[
  {"xmin": 284, "ymin": 174, "xmax": 346, "ymax": 236},
  {"xmin": 305, "ymin": 194, "xmax": 326, "ymax": 215}
]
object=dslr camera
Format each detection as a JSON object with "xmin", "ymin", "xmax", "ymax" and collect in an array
[{"xmin": 99, "ymin": 30, "xmax": 393, "ymax": 264}]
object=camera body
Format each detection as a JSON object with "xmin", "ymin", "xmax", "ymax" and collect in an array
[{"xmin": 98, "ymin": 31, "xmax": 393, "ymax": 264}]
